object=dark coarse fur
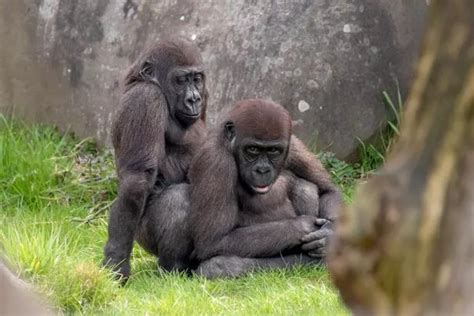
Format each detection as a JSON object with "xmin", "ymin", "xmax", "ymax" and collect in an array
[
  {"xmin": 103, "ymin": 37, "xmax": 208, "ymax": 280},
  {"xmin": 188, "ymin": 99, "xmax": 342, "ymax": 278}
]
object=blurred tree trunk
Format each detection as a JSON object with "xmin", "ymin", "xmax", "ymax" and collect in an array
[
  {"xmin": 328, "ymin": 0, "xmax": 474, "ymax": 315},
  {"xmin": 0, "ymin": 262, "xmax": 52, "ymax": 315}
]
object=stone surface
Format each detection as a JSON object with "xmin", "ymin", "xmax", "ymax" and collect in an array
[{"xmin": 0, "ymin": 0, "xmax": 428, "ymax": 158}]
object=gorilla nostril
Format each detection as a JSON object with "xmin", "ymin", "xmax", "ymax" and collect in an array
[
  {"xmin": 185, "ymin": 99, "xmax": 197, "ymax": 109},
  {"xmin": 186, "ymin": 96, "xmax": 200, "ymax": 105},
  {"xmin": 256, "ymin": 167, "xmax": 270, "ymax": 175},
  {"xmin": 187, "ymin": 91, "xmax": 201, "ymax": 104}
]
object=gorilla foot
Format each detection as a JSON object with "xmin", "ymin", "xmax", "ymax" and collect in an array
[
  {"xmin": 196, "ymin": 256, "xmax": 253, "ymax": 279},
  {"xmin": 102, "ymin": 257, "xmax": 130, "ymax": 284}
]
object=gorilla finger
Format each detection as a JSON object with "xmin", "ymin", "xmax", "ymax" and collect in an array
[
  {"xmin": 301, "ymin": 238, "xmax": 326, "ymax": 251},
  {"xmin": 301, "ymin": 230, "xmax": 330, "ymax": 242},
  {"xmin": 307, "ymin": 244, "xmax": 327, "ymax": 255},
  {"xmin": 308, "ymin": 248, "xmax": 327, "ymax": 258},
  {"xmin": 308, "ymin": 252, "xmax": 325, "ymax": 259},
  {"xmin": 321, "ymin": 221, "xmax": 334, "ymax": 231},
  {"xmin": 315, "ymin": 218, "xmax": 329, "ymax": 226}
]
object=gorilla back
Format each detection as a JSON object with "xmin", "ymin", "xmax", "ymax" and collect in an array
[{"xmin": 103, "ymin": 37, "xmax": 208, "ymax": 281}]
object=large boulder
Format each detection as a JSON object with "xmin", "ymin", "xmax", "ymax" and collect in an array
[{"xmin": 0, "ymin": 0, "xmax": 428, "ymax": 158}]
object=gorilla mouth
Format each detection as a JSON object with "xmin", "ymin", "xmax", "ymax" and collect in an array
[
  {"xmin": 251, "ymin": 185, "xmax": 271, "ymax": 194},
  {"xmin": 179, "ymin": 111, "xmax": 200, "ymax": 119}
]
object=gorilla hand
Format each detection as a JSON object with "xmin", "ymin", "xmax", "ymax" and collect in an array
[
  {"xmin": 300, "ymin": 219, "xmax": 333, "ymax": 259},
  {"xmin": 293, "ymin": 215, "xmax": 322, "ymax": 237}
]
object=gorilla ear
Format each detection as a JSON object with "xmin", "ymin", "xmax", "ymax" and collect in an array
[
  {"xmin": 224, "ymin": 121, "xmax": 236, "ymax": 141},
  {"xmin": 139, "ymin": 61, "xmax": 158, "ymax": 84}
]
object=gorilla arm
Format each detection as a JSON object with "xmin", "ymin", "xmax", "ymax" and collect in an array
[
  {"xmin": 286, "ymin": 136, "xmax": 342, "ymax": 221},
  {"xmin": 103, "ymin": 84, "xmax": 167, "ymax": 277},
  {"xmin": 189, "ymin": 139, "xmax": 319, "ymax": 261},
  {"xmin": 286, "ymin": 137, "xmax": 341, "ymax": 258}
]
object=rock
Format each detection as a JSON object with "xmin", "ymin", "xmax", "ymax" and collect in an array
[{"xmin": 0, "ymin": 0, "xmax": 428, "ymax": 159}]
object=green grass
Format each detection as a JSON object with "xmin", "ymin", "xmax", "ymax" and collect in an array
[
  {"xmin": 0, "ymin": 91, "xmax": 403, "ymax": 314},
  {"xmin": 0, "ymin": 116, "xmax": 350, "ymax": 315},
  {"xmin": 356, "ymin": 87, "xmax": 403, "ymax": 173}
]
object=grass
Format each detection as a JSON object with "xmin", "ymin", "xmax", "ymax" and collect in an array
[
  {"xmin": 0, "ymin": 88, "xmax": 401, "ymax": 314},
  {"xmin": 318, "ymin": 87, "xmax": 403, "ymax": 202},
  {"xmin": 356, "ymin": 85, "xmax": 403, "ymax": 173},
  {"xmin": 0, "ymin": 116, "xmax": 350, "ymax": 315}
]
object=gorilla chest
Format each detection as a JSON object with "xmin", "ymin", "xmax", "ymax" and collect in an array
[
  {"xmin": 159, "ymin": 144, "xmax": 193, "ymax": 184},
  {"xmin": 159, "ymin": 123, "xmax": 204, "ymax": 185},
  {"xmin": 238, "ymin": 178, "xmax": 296, "ymax": 225}
]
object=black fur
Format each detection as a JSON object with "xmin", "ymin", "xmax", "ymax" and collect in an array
[
  {"xmin": 188, "ymin": 99, "xmax": 342, "ymax": 278},
  {"xmin": 103, "ymin": 37, "xmax": 207, "ymax": 280}
]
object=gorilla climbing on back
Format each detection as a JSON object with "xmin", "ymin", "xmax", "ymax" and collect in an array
[
  {"xmin": 136, "ymin": 99, "xmax": 341, "ymax": 278},
  {"xmin": 103, "ymin": 37, "xmax": 208, "ymax": 280},
  {"xmin": 103, "ymin": 37, "xmax": 341, "ymax": 280}
]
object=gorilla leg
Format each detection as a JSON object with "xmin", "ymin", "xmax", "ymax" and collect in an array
[
  {"xmin": 104, "ymin": 172, "xmax": 154, "ymax": 279},
  {"xmin": 196, "ymin": 254, "xmax": 321, "ymax": 279},
  {"xmin": 136, "ymin": 184, "xmax": 196, "ymax": 272}
]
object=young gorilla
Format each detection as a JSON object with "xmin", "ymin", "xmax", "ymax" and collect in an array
[
  {"xmin": 103, "ymin": 37, "xmax": 208, "ymax": 280},
  {"xmin": 189, "ymin": 99, "xmax": 342, "ymax": 278}
]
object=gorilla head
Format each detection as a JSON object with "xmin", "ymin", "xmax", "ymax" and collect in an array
[
  {"xmin": 126, "ymin": 37, "xmax": 207, "ymax": 127},
  {"xmin": 223, "ymin": 99, "xmax": 292, "ymax": 194}
]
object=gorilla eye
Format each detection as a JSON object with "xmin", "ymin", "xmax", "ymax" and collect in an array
[
  {"xmin": 246, "ymin": 146, "xmax": 259, "ymax": 155},
  {"xmin": 268, "ymin": 147, "xmax": 281, "ymax": 156},
  {"xmin": 176, "ymin": 76, "xmax": 187, "ymax": 85},
  {"xmin": 143, "ymin": 66, "xmax": 153, "ymax": 76},
  {"xmin": 194, "ymin": 74, "xmax": 203, "ymax": 84}
]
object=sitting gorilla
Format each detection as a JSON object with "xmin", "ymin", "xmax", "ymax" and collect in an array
[
  {"xmin": 137, "ymin": 99, "xmax": 341, "ymax": 278},
  {"xmin": 188, "ymin": 99, "xmax": 342, "ymax": 278},
  {"xmin": 104, "ymin": 37, "xmax": 208, "ymax": 280}
]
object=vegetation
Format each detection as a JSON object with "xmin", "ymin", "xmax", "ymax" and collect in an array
[
  {"xmin": 319, "ymin": 87, "xmax": 402, "ymax": 201},
  {"xmin": 0, "ymin": 117, "xmax": 344, "ymax": 314},
  {"xmin": 0, "ymin": 89, "xmax": 400, "ymax": 314}
]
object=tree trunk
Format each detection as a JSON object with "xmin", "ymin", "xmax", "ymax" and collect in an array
[
  {"xmin": 0, "ymin": 262, "xmax": 52, "ymax": 315},
  {"xmin": 327, "ymin": 0, "xmax": 474, "ymax": 315}
]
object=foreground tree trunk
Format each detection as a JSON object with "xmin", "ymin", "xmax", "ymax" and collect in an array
[
  {"xmin": 0, "ymin": 262, "xmax": 52, "ymax": 315},
  {"xmin": 328, "ymin": 0, "xmax": 474, "ymax": 315}
]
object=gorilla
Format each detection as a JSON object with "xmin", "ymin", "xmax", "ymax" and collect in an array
[
  {"xmin": 188, "ymin": 99, "xmax": 342, "ymax": 278},
  {"xmin": 103, "ymin": 37, "xmax": 208, "ymax": 280}
]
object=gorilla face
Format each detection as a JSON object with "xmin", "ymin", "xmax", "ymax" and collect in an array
[
  {"xmin": 168, "ymin": 67, "xmax": 205, "ymax": 126},
  {"xmin": 139, "ymin": 60, "xmax": 206, "ymax": 128},
  {"xmin": 236, "ymin": 138, "xmax": 287, "ymax": 194},
  {"xmin": 225, "ymin": 121, "xmax": 288, "ymax": 195}
]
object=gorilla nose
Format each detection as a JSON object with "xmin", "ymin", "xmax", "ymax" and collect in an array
[
  {"xmin": 185, "ymin": 95, "xmax": 202, "ymax": 108},
  {"xmin": 256, "ymin": 166, "xmax": 270, "ymax": 175}
]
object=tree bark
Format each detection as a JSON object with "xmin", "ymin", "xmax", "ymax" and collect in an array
[{"xmin": 327, "ymin": 0, "xmax": 474, "ymax": 315}]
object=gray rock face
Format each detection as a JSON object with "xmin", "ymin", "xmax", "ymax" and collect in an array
[{"xmin": 0, "ymin": 0, "xmax": 428, "ymax": 158}]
